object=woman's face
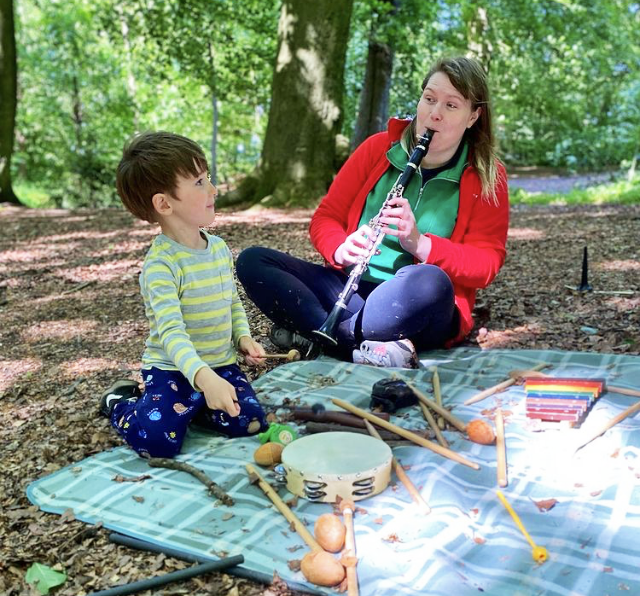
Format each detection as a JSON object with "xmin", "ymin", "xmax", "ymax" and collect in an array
[{"xmin": 416, "ymin": 71, "xmax": 481, "ymax": 165}]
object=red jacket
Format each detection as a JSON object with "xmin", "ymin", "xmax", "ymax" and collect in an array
[{"xmin": 309, "ymin": 118, "xmax": 509, "ymax": 344}]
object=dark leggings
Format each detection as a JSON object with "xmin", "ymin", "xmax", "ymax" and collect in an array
[{"xmin": 236, "ymin": 246, "xmax": 458, "ymax": 353}]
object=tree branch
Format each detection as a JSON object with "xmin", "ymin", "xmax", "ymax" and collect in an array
[{"xmin": 146, "ymin": 457, "xmax": 234, "ymax": 506}]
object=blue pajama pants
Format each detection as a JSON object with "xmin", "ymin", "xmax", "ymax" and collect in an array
[
  {"xmin": 236, "ymin": 246, "xmax": 459, "ymax": 354},
  {"xmin": 110, "ymin": 364, "xmax": 268, "ymax": 459}
]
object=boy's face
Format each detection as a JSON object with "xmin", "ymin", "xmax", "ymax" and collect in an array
[{"xmin": 168, "ymin": 170, "xmax": 217, "ymax": 228}]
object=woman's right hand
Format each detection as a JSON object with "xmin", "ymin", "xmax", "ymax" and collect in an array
[
  {"xmin": 333, "ymin": 224, "xmax": 374, "ymax": 266},
  {"xmin": 194, "ymin": 367, "xmax": 240, "ymax": 416}
]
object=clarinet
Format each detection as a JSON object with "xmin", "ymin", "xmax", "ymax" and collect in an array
[{"xmin": 313, "ymin": 128, "xmax": 435, "ymax": 346}]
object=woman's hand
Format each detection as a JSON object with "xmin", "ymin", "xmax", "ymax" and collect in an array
[
  {"xmin": 238, "ymin": 335, "xmax": 267, "ymax": 366},
  {"xmin": 379, "ymin": 197, "xmax": 432, "ymax": 261},
  {"xmin": 333, "ymin": 224, "xmax": 374, "ymax": 266},
  {"xmin": 195, "ymin": 367, "xmax": 241, "ymax": 416}
]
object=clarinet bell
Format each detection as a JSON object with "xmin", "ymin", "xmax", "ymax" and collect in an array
[{"xmin": 312, "ymin": 306, "xmax": 343, "ymax": 346}]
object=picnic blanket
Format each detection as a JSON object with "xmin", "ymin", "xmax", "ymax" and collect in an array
[{"xmin": 27, "ymin": 347, "xmax": 640, "ymax": 595}]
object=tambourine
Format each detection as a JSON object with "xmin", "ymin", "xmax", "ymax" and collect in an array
[{"xmin": 280, "ymin": 432, "xmax": 392, "ymax": 503}]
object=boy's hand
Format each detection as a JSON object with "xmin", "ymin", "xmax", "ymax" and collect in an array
[
  {"xmin": 194, "ymin": 367, "xmax": 240, "ymax": 416},
  {"xmin": 238, "ymin": 335, "xmax": 267, "ymax": 366}
]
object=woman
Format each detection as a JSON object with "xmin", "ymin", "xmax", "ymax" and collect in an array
[{"xmin": 237, "ymin": 56, "xmax": 509, "ymax": 368}]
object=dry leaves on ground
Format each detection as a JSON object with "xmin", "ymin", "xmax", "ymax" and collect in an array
[{"xmin": 0, "ymin": 202, "xmax": 638, "ymax": 595}]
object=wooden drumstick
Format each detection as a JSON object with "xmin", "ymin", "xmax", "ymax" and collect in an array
[
  {"xmin": 607, "ymin": 385, "xmax": 640, "ymax": 398},
  {"xmin": 364, "ymin": 420, "xmax": 431, "ymax": 514},
  {"xmin": 404, "ymin": 381, "xmax": 467, "ymax": 433},
  {"xmin": 574, "ymin": 400, "xmax": 640, "ymax": 453},
  {"xmin": 432, "ymin": 368, "xmax": 445, "ymax": 430},
  {"xmin": 339, "ymin": 500, "xmax": 359, "ymax": 596},
  {"xmin": 463, "ymin": 363, "xmax": 548, "ymax": 406},
  {"xmin": 419, "ymin": 402, "xmax": 449, "ymax": 448},
  {"xmin": 332, "ymin": 398, "xmax": 480, "ymax": 470},
  {"xmin": 262, "ymin": 349, "xmax": 301, "ymax": 362},
  {"xmin": 245, "ymin": 464, "xmax": 321, "ymax": 551},
  {"xmin": 495, "ymin": 408, "xmax": 508, "ymax": 487}
]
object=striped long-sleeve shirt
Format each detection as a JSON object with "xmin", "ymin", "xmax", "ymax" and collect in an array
[{"xmin": 140, "ymin": 232, "xmax": 251, "ymax": 387}]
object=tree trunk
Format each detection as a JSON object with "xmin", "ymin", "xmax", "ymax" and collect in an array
[
  {"xmin": 465, "ymin": 2, "xmax": 492, "ymax": 73},
  {"xmin": 220, "ymin": 0, "xmax": 354, "ymax": 208},
  {"xmin": 0, "ymin": 0, "xmax": 20, "ymax": 205},
  {"xmin": 350, "ymin": 41, "xmax": 393, "ymax": 151},
  {"xmin": 210, "ymin": 91, "xmax": 219, "ymax": 185},
  {"xmin": 117, "ymin": 6, "xmax": 140, "ymax": 131},
  {"xmin": 207, "ymin": 42, "xmax": 218, "ymax": 185}
]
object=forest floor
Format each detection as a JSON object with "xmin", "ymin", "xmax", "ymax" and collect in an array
[{"xmin": 1, "ymin": 199, "xmax": 639, "ymax": 596}]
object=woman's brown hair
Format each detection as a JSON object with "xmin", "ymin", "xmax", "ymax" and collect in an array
[{"xmin": 402, "ymin": 56, "xmax": 502, "ymax": 204}]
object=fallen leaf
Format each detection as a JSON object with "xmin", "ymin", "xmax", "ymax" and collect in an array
[
  {"xmin": 25, "ymin": 563, "xmax": 67, "ymax": 594},
  {"xmin": 382, "ymin": 533, "xmax": 402, "ymax": 543},
  {"xmin": 533, "ymin": 498, "xmax": 558, "ymax": 512},
  {"xmin": 286, "ymin": 544, "xmax": 304, "ymax": 552}
]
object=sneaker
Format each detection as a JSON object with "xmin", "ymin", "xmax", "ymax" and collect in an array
[
  {"xmin": 99, "ymin": 380, "xmax": 142, "ymax": 417},
  {"xmin": 269, "ymin": 326, "xmax": 316, "ymax": 358},
  {"xmin": 353, "ymin": 338, "xmax": 418, "ymax": 369}
]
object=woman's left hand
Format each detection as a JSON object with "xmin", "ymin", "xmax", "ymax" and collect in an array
[{"xmin": 379, "ymin": 197, "xmax": 427, "ymax": 259}]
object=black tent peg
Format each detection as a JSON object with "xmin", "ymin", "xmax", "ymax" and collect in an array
[{"xmin": 577, "ymin": 246, "xmax": 593, "ymax": 292}]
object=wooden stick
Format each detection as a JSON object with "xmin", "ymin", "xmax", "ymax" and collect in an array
[
  {"xmin": 262, "ymin": 349, "xmax": 301, "ymax": 362},
  {"xmin": 61, "ymin": 280, "xmax": 95, "ymax": 295},
  {"xmin": 364, "ymin": 420, "xmax": 431, "ymax": 514},
  {"xmin": 305, "ymin": 421, "xmax": 405, "ymax": 442},
  {"xmin": 404, "ymin": 381, "xmax": 467, "ymax": 433},
  {"xmin": 464, "ymin": 363, "xmax": 549, "ymax": 406},
  {"xmin": 419, "ymin": 402, "xmax": 449, "ymax": 448},
  {"xmin": 495, "ymin": 409, "xmax": 508, "ymax": 488},
  {"xmin": 432, "ymin": 368, "xmax": 445, "ymax": 430},
  {"xmin": 245, "ymin": 464, "xmax": 321, "ymax": 551},
  {"xmin": 332, "ymin": 398, "xmax": 480, "ymax": 470},
  {"xmin": 147, "ymin": 458, "xmax": 233, "ymax": 505},
  {"xmin": 574, "ymin": 400, "xmax": 640, "ymax": 453},
  {"xmin": 339, "ymin": 500, "xmax": 359, "ymax": 596},
  {"xmin": 607, "ymin": 385, "xmax": 640, "ymax": 399}
]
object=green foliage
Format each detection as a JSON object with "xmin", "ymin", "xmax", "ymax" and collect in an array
[
  {"xmin": 510, "ymin": 174, "xmax": 640, "ymax": 206},
  {"xmin": 9, "ymin": 0, "xmax": 640, "ymax": 207},
  {"xmin": 14, "ymin": 0, "xmax": 277, "ymax": 206},
  {"xmin": 25, "ymin": 563, "xmax": 67, "ymax": 595},
  {"xmin": 13, "ymin": 182, "xmax": 53, "ymax": 208}
]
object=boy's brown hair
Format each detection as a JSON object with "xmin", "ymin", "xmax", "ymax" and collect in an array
[{"xmin": 116, "ymin": 131, "xmax": 209, "ymax": 223}]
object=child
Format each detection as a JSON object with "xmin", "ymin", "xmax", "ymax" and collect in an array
[{"xmin": 100, "ymin": 131, "xmax": 268, "ymax": 459}]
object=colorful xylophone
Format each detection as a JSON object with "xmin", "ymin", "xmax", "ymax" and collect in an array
[{"xmin": 525, "ymin": 378, "xmax": 605, "ymax": 425}]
